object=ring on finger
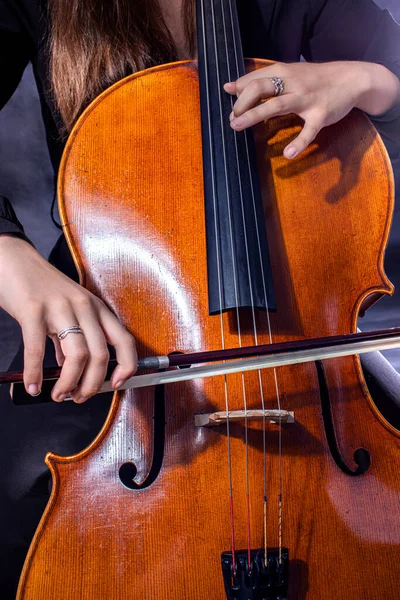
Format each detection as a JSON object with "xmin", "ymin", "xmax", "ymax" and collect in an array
[
  {"xmin": 57, "ymin": 325, "xmax": 84, "ymax": 340},
  {"xmin": 269, "ymin": 77, "xmax": 285, "ymax": 97}
]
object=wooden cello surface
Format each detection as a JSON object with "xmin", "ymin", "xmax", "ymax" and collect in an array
[{"xmin": 16, "ymin": 58, "xmax": 399, "ymax": 600}]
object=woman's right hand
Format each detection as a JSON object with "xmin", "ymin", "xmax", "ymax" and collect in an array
[{"xmin": 0, "ymin": 234, "xmax": 137, "ymax": 403}]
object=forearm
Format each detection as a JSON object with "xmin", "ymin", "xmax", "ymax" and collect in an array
[{"xmin": 355, "ymin": 61, "xmax": 400, "ymax": 116}]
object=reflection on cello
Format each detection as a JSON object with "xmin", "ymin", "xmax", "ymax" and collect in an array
[{"xmin": 0, "ymin": 0, "xmax": 400, "ymax": 598}]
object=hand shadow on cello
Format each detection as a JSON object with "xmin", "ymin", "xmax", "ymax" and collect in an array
[{"xmin": 257, "ymin": 110, "xmax": 377, "ymax": 206}]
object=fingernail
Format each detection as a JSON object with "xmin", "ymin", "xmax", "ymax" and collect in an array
[
  {"xmin": 229, "ymin": 111, "xmax": 234, "ymax": 121},
  {"xmin": 28, "ymin": 384, "xmax": 40, "ymax": 396},
  {"xmin": 76, "ymin": 396, "xmax": 86, "ymax": 404},
  {"xmin": 285, "ymin": 147, "xmax": 297, "ymax": 158},
  {"xmin": 57, "ymin": 393, "xmax": 67, "ymax": 402},
  {"xmin": 232, "ymin": 116, "xmax": 244, "ymax": 126},
  {"xmin": 113, "ymin": 380, "xmax": 124, "ymax": 389}
]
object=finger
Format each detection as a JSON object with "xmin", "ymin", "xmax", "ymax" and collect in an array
[
  {"xmin": 223, "ymin": 81, "xmax": 238, "ymax": 95},
  {"xmin": 230, "ymin": 77, "xmax": 287, "ymax": 118},
  {"xmin": 50, "ymin": 334, "xmax": 65, "ymax": 367},
  {"xmin": 225, "ymin": 63, "xmax": 285, "ymax": 95},
  {"xmin": 50, "ymin": 322, "xmax": 89, "ymax": 402},
  {"xmin": 70, "ymin": 313, "xmax": 110, "ymax": 403},
  {"xmin": 283, "ymin": 121, "xmax": 321, "ymax": 159},
  {"xmin": 230, "ymin": 95, "xmax": 297, "ymax": 130},
  {"xmin": 97, "ymin": 306, "xmax": 137, "ymax": 389},
  {"xmin": 21, "ymin": 309, "xmax": 46, "ymax": 396}
]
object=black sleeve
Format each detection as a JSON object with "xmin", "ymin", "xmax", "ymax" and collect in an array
[
  {"xmin": 303, "ymin": 0, "xmax": 400, "ymax": 149},
  {"xmin": 0, "ymin": 0, "xmax": 33, "ymax": 243},
  {"xmin": 0, "ymin": 195, "xmax": 32, "ymax": 241}
]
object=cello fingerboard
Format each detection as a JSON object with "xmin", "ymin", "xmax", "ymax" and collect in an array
[{"xmin": 196, "ymin": 0, "xmax": 276, "ymax": 315}]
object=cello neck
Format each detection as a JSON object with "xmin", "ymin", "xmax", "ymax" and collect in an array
[
  {"xmin": 196, "ymin": 0, "xmax": 246, "ymax": 80},
  {"xmin": 196, "ymin": 0, "xmax": 276, "ymax": 315}
]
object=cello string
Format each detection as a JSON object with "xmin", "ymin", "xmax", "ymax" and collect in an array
[
  {"xmin": 219, "ymin": 0, "xmax": 270, "ymax": 572},
  {"xmin": 225, "ymin": 0, "xmax": 271, "ymax": 564},
  {"xmin": 209, "ymin": 0, "xmax": 254, "ymax": 571},
  {"xmin": 226, "ymin": 0, "xmax": 285, "ymax": 565},
  {"xmin": 211, "ymin": 1, "xmax": 258, "ymax": 570},
  {"xmin": 199, "ymin": 0, "xmax": 237, "ymax": 572}
]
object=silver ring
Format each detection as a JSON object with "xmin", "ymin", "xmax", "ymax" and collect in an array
[
  {"xmin": 269, "ymin": 77, "xmax": 285, "ymax": 96},
  {"xmin": 57, "ymin": 325, "xmax": 83, "ymax": 340}
]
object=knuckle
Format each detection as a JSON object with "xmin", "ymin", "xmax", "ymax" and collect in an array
[
  {"xmin": 91, "ymin": 349, "xmax": 110, "ymax": 364},
  {"xmin": 59, "ymin": 383, "xmax": 76, "ymax": 395},
  {"xmin": 53, "ymin": 386, "xmax": 70, "ymax": 398},
  {"xmin": 125, "ymin": 356, "xmax": 138, "ymax": 373},
  {"xmin": 123, "ymin": 331, "xmax": 136, "ymax": 347},
  {"xmin": 113, "ymin": 326, "xmax": 135, "ymax": 347},
  {"xmin": 121, "ymin": 342, "xmax": 137, "ymax": 367},
  {"xmin": 80, "ymin": 385, "xmax": 101, "ymax": 398},
  {"xmin": 74, "ymin": 397, "xmax": 88, "ymax": 404},
  {"xmin": 294, "ymin": 80, "xmax": 307, "ymax": 95},
  {"xmin": 235, "ymin": 79, "xmax": 246, "ymax": 94},
  {"xmin": 274, "ymin": 97, "xmax": 287, "ymax": 112},
  {"xmin": 20, "ymin": 301, "xmax": 45, "ymax": 328},
  {"xmin": 25, "ymin": 343, "xmax": 44, "ymax": 358},
  {"xmin": 92, "ymin": 296, "xmax": 110, "ymax": 315},
  {"xmin": 75, "ymin": 293, "xmax": 94, "ymax": 311},
  {"xmin": 118, "ymin": 358, "xmax": 137, "ymax": 373},
  {"xmin": 248, "ymin": 78, "xmax": 262, "ymax": 94},
  {"xmin": 74, "ymin": 347, "xmax": 89, "ymax": 362},
  {"xmin": 121, "ymin": 366, "xmax": 136, "ymax": 378},
  {"xmin": 25, "ymin": 299, "xmax": 44, "ymax": 318},
  {"xmin": 50, "ymin": 296, "xmax": 72, "ymax": 314}
]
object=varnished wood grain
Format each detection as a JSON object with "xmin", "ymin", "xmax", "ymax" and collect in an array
[{"xmin": 17, "ymin": 60, "xmax": 399, "ymax": 599}]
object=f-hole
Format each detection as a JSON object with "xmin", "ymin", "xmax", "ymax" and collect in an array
[
  {"xmin": 119, "ymin": 384, "xmax": 166, "ymax": 489},
  {"xmin": 316, "ymin": 360, "xmax": 371, "ymax": 475}
]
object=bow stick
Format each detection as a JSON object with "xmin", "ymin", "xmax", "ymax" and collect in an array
[{"xmin": 2, "ymin": 328, "xmax": 400, "ymax": 400}]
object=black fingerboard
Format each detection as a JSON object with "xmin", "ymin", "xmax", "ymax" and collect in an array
[{"xmin": 196, "ymin": 0, "xmax": 276, "ymax": 315}]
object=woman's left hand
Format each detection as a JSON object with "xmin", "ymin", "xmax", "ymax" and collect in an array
[{"xmin": 224, "ymin": 61, "xmax": 398, "ymax": 160}]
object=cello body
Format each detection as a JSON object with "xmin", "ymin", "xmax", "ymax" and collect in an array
[{"xmin": 17, "ymin": 59, "xmax": 400, "ymax": 599}]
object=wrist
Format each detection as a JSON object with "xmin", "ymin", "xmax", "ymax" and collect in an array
[
  {"xmin": 0, "ymin": 234, "xmax": 38, "ymax": 276},
  {"xmin": 354, "ymin": 61, "xmax": 400, "ymax": 116},
  {"xmin": 0, "ymin": 233, "xmax": 31, "ymax": 250}
]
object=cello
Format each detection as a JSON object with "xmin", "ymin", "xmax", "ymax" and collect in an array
[{"xmin": 16, "ymin": 0, "xmax": 400, "ymax": 597}]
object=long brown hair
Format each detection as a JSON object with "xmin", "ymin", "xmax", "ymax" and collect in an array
[{"xmin": 49, "ymin": 0, "xmax": 196, "ymax": 134}]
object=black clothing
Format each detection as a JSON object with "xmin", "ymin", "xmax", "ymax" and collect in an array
[
  {"xmin": 0, "ymin": 0, "xmax": 400, "ymax": 241},
  {"xmin": 0, "ymin": 1, "xmax": 400, "ymax": 597}
]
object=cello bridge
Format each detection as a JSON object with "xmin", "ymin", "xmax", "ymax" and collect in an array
[{"xmin": 194, "ymin": 409, "xmax": 294, "ymax": 427}]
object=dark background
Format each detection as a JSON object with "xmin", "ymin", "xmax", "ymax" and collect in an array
[{"xmin": 0, "ymin": 0, "xmax": 399, "ymax": 372}]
